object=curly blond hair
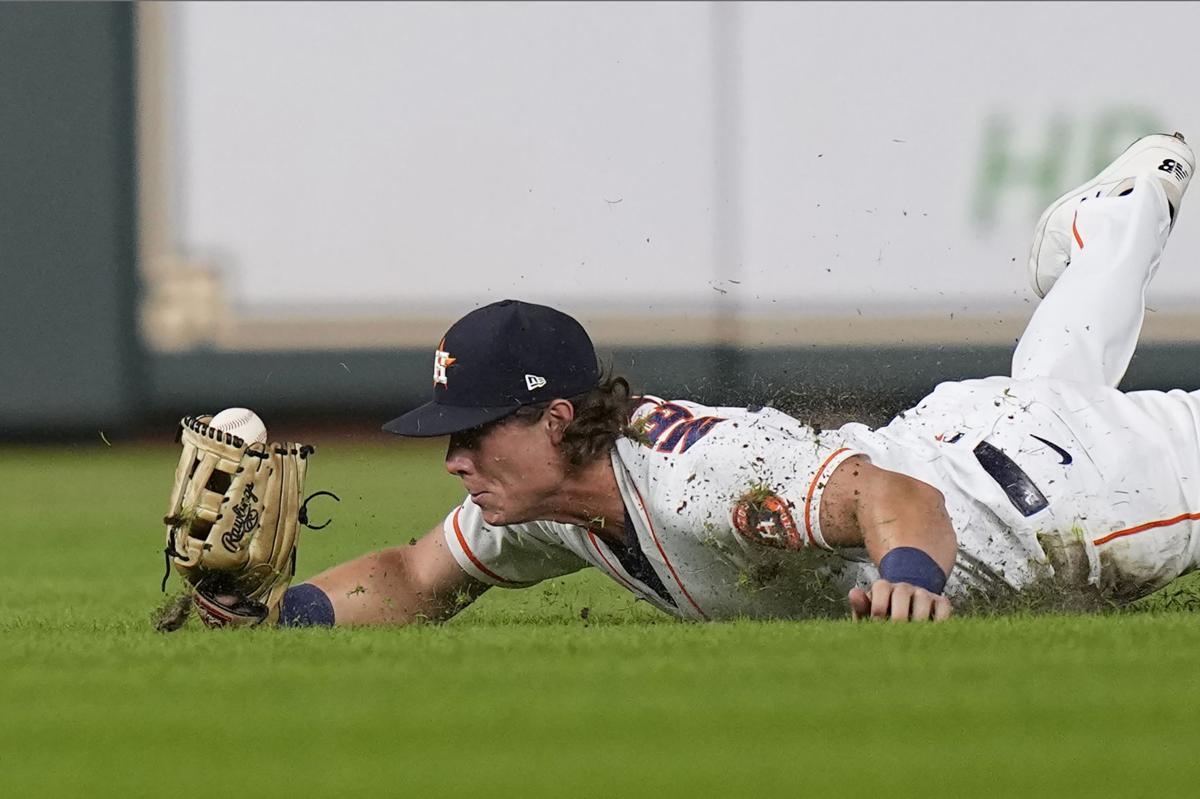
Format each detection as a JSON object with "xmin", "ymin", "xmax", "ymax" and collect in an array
[{"xmin": 511, "ymin": 372, "xmax": 638, "ymax": 467}]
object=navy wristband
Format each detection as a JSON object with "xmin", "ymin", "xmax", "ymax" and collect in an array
[
  {"xmin": 279, "ymin": 583, "xmax": 336, "ymax": 627},
  {"xmin": 878, "ymin": 547, "xmax": 947, "ymax": 594}
]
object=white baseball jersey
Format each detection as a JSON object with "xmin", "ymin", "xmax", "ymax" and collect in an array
[
  {"xmin": 443, "ymin": 174, "xmax": 1200, "ymax": 618},
  {"xmin": 442, "ymin": 380, "xmax": 1200, "ymax": 620},
  {"xmin": 443, "ymin": 396, "xmax": 866, "ymax": 620}
]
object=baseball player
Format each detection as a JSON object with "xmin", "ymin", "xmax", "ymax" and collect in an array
[{"xmin": 267, "ymin": 132, "xmax": 1197, "ymax": 627}]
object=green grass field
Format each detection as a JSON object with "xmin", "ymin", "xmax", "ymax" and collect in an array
[{"xmin": 4, "ymin": 438, "xmax": 1200, "ymax": 797}]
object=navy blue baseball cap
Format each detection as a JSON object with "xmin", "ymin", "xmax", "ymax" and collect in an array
[{"xmin": 383, "ymin": 299, "xmax": 602, "ymax": 437}]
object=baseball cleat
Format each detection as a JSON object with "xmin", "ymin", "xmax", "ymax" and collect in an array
[{"xmin": 1028, "ymin": 132, "xmax": 1194, "ymax": 298}]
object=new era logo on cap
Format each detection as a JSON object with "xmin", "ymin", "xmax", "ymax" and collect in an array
[{"xmin": 382, "ymin": 299, "xmax": 601, "ymax": 438}]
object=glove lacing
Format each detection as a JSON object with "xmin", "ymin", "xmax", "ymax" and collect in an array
[
  {"xmin": 159, "ymin": 492, "xmax": 341, "ymax": 593},
  {"xmin": 298, "ymin": 490, "xmax": 341, "ymax": 530}
]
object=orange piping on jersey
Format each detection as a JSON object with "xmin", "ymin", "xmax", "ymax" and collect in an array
[
  {"xmin": 1092, "ymin": 512, "xmax": 1200, "ymax": 546},
  {"xmin": 586, "ymin": 531, "xmax": 641, "ymax": 594},
  {"xmin": 626, "ymin": 481, "xmax": 709, "ymax": 620},
  {"xmin": 451, "ymin": 507, "xmax": 516, "ymax": 584},
  {"xmin": 804, "ymin": 448, "xmax": 851, "ymax": 547},
  {"xmin": 1072, "ymin": 211, "xmax": 1084, "ymax": 249}
]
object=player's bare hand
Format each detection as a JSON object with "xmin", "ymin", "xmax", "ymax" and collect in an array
[{"xmin": 848, "ymin": 580, "xmax": 952, "ymax": 622}]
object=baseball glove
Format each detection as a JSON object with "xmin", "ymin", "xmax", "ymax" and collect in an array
[{"xmin": 155, "ymin": 415, "xmax": 336, "ymax": 630}]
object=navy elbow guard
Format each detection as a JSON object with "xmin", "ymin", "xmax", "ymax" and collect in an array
[
  {"xmin": 279, "ymin": 583, "xmax": 336, "ymax": 627},
  {"xmin": 878, "ymin": 547, "xmax": 947, "ymax": 594}
]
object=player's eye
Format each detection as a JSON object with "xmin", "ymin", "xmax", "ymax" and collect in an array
[{"xmin": 450, "ymin": 424, "xmax": 488, "ymax": 451}]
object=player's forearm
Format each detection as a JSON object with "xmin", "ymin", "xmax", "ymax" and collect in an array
[
  {"xmin": 857, "ymin": 475, "xmax": 957, "ymax": 576},
  {"xmin": 826, "ymin": 460, "xmax": 956, "ymax": 620},
  {"xmin": 300, "ymin": 534, "xmax": 488, "ymax": 626}
]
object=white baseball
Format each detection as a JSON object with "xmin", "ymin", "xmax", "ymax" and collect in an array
[{"xmin": 209, "ymin": 407, "xmax": 268, "ymax": 444}]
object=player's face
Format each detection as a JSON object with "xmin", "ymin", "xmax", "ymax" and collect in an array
[{"xmin": 444, "ymin": 413, "xmax": 566, "ymax": 526}]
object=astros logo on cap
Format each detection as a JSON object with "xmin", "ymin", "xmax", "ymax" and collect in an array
[{"xmin": 433, "ymin": 338, "xmax": 456, "ymax": 387}]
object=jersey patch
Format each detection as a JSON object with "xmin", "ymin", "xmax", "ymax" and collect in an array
[{"xmin": 731, "ymin": 489, "xmax": 803, "ymax": 550}]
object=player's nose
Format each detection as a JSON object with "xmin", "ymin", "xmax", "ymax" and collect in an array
[{"xmin": 444, "ymin": 446, "xmax": 476, "ymax": 478}]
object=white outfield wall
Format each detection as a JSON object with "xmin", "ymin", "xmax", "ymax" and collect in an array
[{"xmin": 141, "ymin": 1, "xmax": 1200, "ymax": 351}]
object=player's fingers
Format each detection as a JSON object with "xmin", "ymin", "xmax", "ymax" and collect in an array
[
  {"xmin": 889, "ymin": 583, "xmax": 915, "ymax": 622},
  {"xmin": 870, "ymin": 580, "xmax": 893, "ymax": 620},
  {"xmin": 933, "ymin": 595, "xmax": 954, "ymax": 622},
  {"xmin": 848, "ymin": 587, "xmax": 871, "ymax": 620},
  {"xmin": 909, "ymin": 588, "xmax": 934, "ymax": 622}
]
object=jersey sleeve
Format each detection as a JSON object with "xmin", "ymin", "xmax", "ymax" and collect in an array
[
  {"xmin": 441, "ymin": 497, "xmax": 589, "ymax": 587},
  {"xmin": 669, "ymin": 407, "xmax": 862, "ymax": 553}
]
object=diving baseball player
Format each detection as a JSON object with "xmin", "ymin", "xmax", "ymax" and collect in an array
[{"xmin": 267, "ymin": 132, "xmax": 1197, "ymax": 626}]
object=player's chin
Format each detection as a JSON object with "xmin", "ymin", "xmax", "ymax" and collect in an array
[
  {"xmin": 480, "ymin": 503, "xmax": 532, "ymax": 527},
  {"xmin": 478, "ymin": 502, "xmax": 508, "ymax": 526}
]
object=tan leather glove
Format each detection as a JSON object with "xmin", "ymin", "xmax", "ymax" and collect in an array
[{"xmin": 156, "ymin": 415, "xmax": 332, "ymax": 629}]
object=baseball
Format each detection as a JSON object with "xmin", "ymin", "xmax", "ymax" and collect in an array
[{"xmin": 209, "ymin": 407, "xmax": 268, "ymax": 444}]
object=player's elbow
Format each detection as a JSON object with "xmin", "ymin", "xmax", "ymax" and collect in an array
[
  {"xmin": 869, "ymin": 468, "xmax": 944, "ymax": 512},
  {"xmin": 375, "ymin": 545, "xmax": 433, "ymax": 599},
  {"xmin": 900, "ymin": 474, "xmax": 945, "ymax": 511},
  {"xmin": 820, "ymin": 456, "xmax": 948, "ymax": 550},
  {"xmin": 366, "ymin": 545, "xmax": 453, "ymax": 620}
]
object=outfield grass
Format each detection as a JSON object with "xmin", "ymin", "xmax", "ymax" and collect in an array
[{"xmin": 3, "ymin": 439, "xmax": 1200, "ymax": 797}]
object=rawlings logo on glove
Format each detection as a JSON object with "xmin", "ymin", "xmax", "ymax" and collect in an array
[{"xmin": 223, "ymin": 484, "xmax": 261, "ymax": 552}]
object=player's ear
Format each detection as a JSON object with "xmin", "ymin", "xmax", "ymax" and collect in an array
[{"xmin": 544, "ymin": 399, "xmax": 575, "ymax": 442}]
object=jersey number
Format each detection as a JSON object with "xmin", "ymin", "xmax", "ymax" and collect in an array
[{"xmin": 641, "ymin": 403, "xmax": 724, "ymax": 453}]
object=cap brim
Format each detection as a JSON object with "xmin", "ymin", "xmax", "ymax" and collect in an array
[{"xmin": 382, "ymin": 400, "xmax": 521, "ymax": 438}]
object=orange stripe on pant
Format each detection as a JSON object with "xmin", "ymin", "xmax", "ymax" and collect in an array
[{"xmin": 1092, "ymin": 512, "xmax": 1200, "ymax": 546}]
